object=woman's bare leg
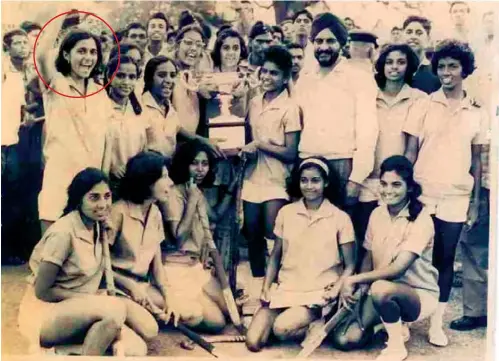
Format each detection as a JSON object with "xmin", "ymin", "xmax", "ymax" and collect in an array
[
  {"xmin": 272, "ymin": 306, "xmax": 320, "ymax": 341},
  {"xmin": 246, "ymin": 306, "xmax": 281, "ymax": 352}
]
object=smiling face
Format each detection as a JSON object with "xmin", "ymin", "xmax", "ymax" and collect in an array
[
  {"xmin": 148, "ymin": 18, "xmax": 167, "ymax": 42},
  {"xmin": 384, "ymin": 50, "xmax": 408, "ymax": 83},
  {"xmin": 300, "ymin": 167, "xmax": 326, "ymax": 203},
  {"xmin": 65, "ymin": 38, "xmax": 99, "ymax": 80},
  {"xmin": 189, "ymin": 151, "xmax": 210, "ymax": 184},
  {"xmin": 403, "ymin": 21, "xmax": 429, "ymax": 55},
  {"xmin": 111, "ymin": 62, "xmax": 138, "ymax": 99},
  {"xmin": 150, "ymin": 166, "xmax": 173, "ymax": 202},
  {"xmin": 380, "ymin": 170, "xmax": 408, "ymax": 208},
  {"xmin": 220, "ymin": 36, "xmax": 242, "ymax": 69},
  {"xmin": 177, "ymin": 30, "xmax": 204, "ymax": 68},
  {"xmin": 313, "ymin": 28, "xmax": 341, "ymax": 67},
  {"xmin": 260, "ymin": 61, "xmax": 287, "ymax": 93},
  {"xmin": 80, "ymin": 181, "xmax": 112, "ymax": 222},
  {"xmin": 151, "ymin": 61, "xmax": 177, "ymax": 101},
  {"xmin": 437, "ymin": 56, "xmax": 464, "ymax": 90}
]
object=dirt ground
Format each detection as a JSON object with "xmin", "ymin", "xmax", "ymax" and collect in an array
[{"xmin": 1, "ymin": 263, "xmax": 489, "ymax": 360}]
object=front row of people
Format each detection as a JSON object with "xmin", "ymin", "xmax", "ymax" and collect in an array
[{"xmin": 19, "ymin": 149, "xmax": 440, "ymax": 361}]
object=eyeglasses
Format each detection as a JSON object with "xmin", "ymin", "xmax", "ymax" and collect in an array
[{"xmin": 181, "ymin": 38, "xmax": 204, "ymax": 49}]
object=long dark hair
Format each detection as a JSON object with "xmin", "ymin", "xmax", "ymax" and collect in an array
[
  {"xmin": 120, "ymin": 152, "xmax": 168, "ymax": 204},
  {"xmin": 380, "ymin": 155, "xmax": 423, "ymax": 222},
  {"xmin": 106, "ymin": 55, "xmax": 142, "ymax": 115},
  {"xmin": 211, "ymin": 28, "xmax": 248, "ymax": 69},
  {"xmin": 287, "ymin": 156, "xmax": 345, "ymax": 210},
  {"xmin": 143, "ymin": 55, "xmax": 178, "ymax": 96},
  {"xmin": 169, "ymin": 139, "xmax": 216, "ymax": 187},
  {"xmin": 55, "ymin": 30, "xmax": 103, "ymax": 79},
  {"xmin": 374, "ymin": 43, "xmax": 420, "ymax": 89},
  {"xmin": 63, "ymin": 168, "xmax": 110, "ymax": 217}
]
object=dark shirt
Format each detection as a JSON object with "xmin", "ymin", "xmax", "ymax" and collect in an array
[{"xmin": 412, "ymin": 64, "xmax": 441, "ymax": 95}]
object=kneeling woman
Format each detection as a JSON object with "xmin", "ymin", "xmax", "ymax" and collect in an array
[
  {"xmin": 331, "ymin": 155, "xmax": 439, "ymax": 361},
  {"xmin": 18, "ymin": 168, "xmax": 147, "ymax": 356},
  {"xmin": 164, "ymin": 140, "xmax": 234, "ymax": 332},
  {"xmin": 109, "ymin": 152, "xmax": 180, "ymax": 338},
  {"xmin": 245, "ymin": 157, "xmax": 356, "ymax": 352}
]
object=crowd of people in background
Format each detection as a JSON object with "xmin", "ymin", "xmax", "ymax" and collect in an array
[{"xmin": 1, "ymin": 1, "xmax": 496, "ymax": 359}]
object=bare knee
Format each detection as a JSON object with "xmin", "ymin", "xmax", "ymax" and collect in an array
[
  {"xmin": 138, "ymin": 316, "xmax": 159, "ymax": 341},
  {"xmin": 328, "ymin": 326, "xmax": 365, "ymax": 351},
  {"xmin": 245, "ymin": 330, "xmax": 263, "ymax": 352},
  {"xmin": 272, "ymin": 317, "xmax": 294, "ymax": 341},
  {"xmin": 370, "ymin": 280, "xmax": 395, "ymax": 306},
  {"xmin": 124, "ymin": 337, "xmax": 148, "ymax": 356},
  {"xmin": 103, "ymin": 298, "xmax": 127, "ymax": 326}
]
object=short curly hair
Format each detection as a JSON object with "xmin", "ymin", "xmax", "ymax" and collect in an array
[
  {"xmin": 262, "ymin": 45, "xmax": 293, "ymax": 79},
  {"xmin": 431, "ymin": 39, "xmax": 475, "ymax": 78},
  {"xmin": 375, "ymin": 43, "xmax": 420, "ymax": 88}
]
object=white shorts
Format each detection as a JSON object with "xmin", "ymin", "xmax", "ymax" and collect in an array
[
  {"xmin": 414, "ymin": 289, "xmax": 439, "ymax": 322},
  {"xmin": 241, "ymin": 180, "xmax": 289, "ymax": 203}
]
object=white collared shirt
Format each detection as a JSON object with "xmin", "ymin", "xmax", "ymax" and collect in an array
[
  {"xmin": 404, "ymin": 89, "xmax": 488, "ymax": 196},
  {"xmin": 274, "ymin": 198, "xmax": 355, "ymax": 292},
  {"xmin": 1, "ymin": 57, "xmax": 26, "ymax": 146},
  {"xmin": 364, "ymin": 204, "xmax": 439, "ymax": 298},
  {"xmin": 296, "ymin": 58, "xmax": 378, "ymax": 184}
]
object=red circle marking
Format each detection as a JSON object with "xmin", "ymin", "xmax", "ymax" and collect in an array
[{"xmin": 33, "ymin": 10, "xmax": 121, "ymax": 99}]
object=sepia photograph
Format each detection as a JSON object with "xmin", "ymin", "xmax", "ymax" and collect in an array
[{"xmin": 1, "ymin": 1, "xmax": 498, "ymax": 360}]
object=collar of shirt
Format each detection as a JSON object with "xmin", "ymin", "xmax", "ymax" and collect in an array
[
  {"xmin": 145, "ymin": 43, "xmax": 169, "ymax": 58},
  {"xmin": 379, "ymin": 201, "xmax": 410, "ymax": 222},
  {"xmin": 255, "ymin": 88, "xmax": 291, "ymax": 114},
  {"xmin": 377, "ymin": 83, "xmax": 413, "ymax": 106},
  {"xmin": 431, "ymin": 88, "xmax": 472, "ymax": 111},
  {"xmin": 111, "ymin": 98, "xmax": 134, "ymax": 115},
  {"xmin": 142, "ymin": 91, "xmax": 176, "ymax": 118},
  {"xmin": 56, "ymin": 75, "xmax": 100, "ymax": 97},
  {"xmin": 127, "ymin": 201, "xmax": 147, "ymax": 224},
  {"xmin": 71, "ymin": 211, "xmax": 95, "ymax": 244},
  {"xmin": 295, "ymin": 198, "xmax": 336, "ymax": 221}
]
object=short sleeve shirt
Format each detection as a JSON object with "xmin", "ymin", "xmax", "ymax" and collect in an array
[
  {"xmin": 273, "ymin": 199, "xmax": 355, "ymax": 292},
  {"xmin": 244, "ymin": 90, "xmax": 301, "ymax": 188},
  {"xmin": 403, "ymin": 89, "xmax": 488, "ymax": 196},
  {"xmin": 364, "ymin": 205, "xmax": 440, "ymax": 298},
  {"xmin": 109, "ymin": 200, "xmax": 164, "ymax": 279},
  {"xmin": 142, "ymin": 91, "xmax": 181, "ymax": 158},
  {"xmin": 28, "ymin": 211, "xmax": 104, "ymax": 294}
]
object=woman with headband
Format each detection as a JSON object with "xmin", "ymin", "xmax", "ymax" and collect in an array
[{"xmin": 245, "ymin": 157, "xmax": 356, "ymax": 352}]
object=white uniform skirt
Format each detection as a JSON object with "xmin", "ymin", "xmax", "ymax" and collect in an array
[{"xmin": 163, "ymin": 262, "xmax": 212, "ymax": 301}]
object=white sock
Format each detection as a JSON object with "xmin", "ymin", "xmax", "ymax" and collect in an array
[
  {"xmin": 381, "ymin": 317, "xmax": 404, "ymax": 347},
  {"xmin": 430, "ymin": 302, "xmax": 447, "ymax": 329},
  {"xmin": 265, "ymin": 237, "xmax": 275, "ymax": 255}
]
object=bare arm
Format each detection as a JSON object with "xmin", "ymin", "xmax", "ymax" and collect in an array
[
  {"xmin": 151, "ymin": 246, "xmax": 169, "ymax": 299},
  {"xmin": 169, "ymin": 187, "xmax": 201, "ymax": 248},
  {"xmin": 404, "ymin": 134, "xmax": 419, "ymax": 165},
  {"xmin": 470, "ymin": 144, "xmax": 482, "ymax": 204},
  {"xmin": 34, "ymin": 262, "xmax": 87, "ymax": 302},
  {"xmin": 262, "ymin": 236, "xmax": 283, "ymax": 292},
  {"xmin": 257, "ymin": 131, "xmax": 300, "ymax": 164}
]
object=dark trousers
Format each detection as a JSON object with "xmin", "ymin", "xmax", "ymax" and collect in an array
[{"xmin": 461, "ymin": 188, "xmax": 489, "ymax": 317}]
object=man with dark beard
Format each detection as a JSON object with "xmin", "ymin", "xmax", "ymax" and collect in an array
[{"xmin": 295, "ymin": 13, "xmax": 378, "ymax": 218}]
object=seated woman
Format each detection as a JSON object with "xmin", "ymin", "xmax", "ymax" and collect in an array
[
  {"xmin": 330, "ymin": 155, "xmax": 440, "ymax": 361},
  {"xmin": 245, "ymin": 157, "xmax": 356, "ymax": 352},
  {"xmin": 109, "ymin": 152, "xmax": 181, "ymax": 337},
  {"xmin": 17, "ymin": 168, "xmax": 148, "ymax": 356},
  {"xmin": 163, "ymin": 140, "xmax": 236, "ymax": 333}
]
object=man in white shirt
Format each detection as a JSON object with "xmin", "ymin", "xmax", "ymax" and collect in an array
[
  {"xmin": 296, "ymin": 13, "xmax": 378, "ymax": 211},
  {"xmin": 293, "ymin": 9, "xmax": 316, "ymax": 73},
  {"xmin": 143, "ymin": 12, "xmax": 171, "ymax": 66}
]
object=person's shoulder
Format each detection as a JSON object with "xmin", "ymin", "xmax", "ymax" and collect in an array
[
  {"xmin": 410, "ymin": 86, "xmax": 430, "ymax": 100},
  {"xmin": 413, "ymin": 207, "xmax": 435, "ymax": 232},
  {"xmin": 47, "ymin": 211, "xmax": 79, "ymax": 237},
  {"xmin": 279, "ymin": 200, "xmax": 302, "ymax": 216}
]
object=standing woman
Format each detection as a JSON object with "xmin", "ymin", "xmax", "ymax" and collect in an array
[
  {"xmin": 245, "ymin": 157, "xmax": 355, "ymax": 352},
  {"xmin": 240, "ymin": 46, "xmax": 301, "ymax": 284},
  {"xmin": 331, "ymin": 156, "xmax": 440, "ymax": 361},
  {"xmin": 356, "ymin": 44, "xmax": 428, "ymax": 261},
  {"xmin": 36, "ymin": 12, "xmax": 112, "ymax": 234},
  {"xmin": 109, "ymin": 152, "xmax": 180, "ymax": 337},
  {"xmin": 404, "ymin": 40, "xmax": 487, "ymax": 346},
  {"xmin": 142, "ymin": 56, "xmax": 222, "ymax": 161},
  {"xmin": 101, "ymin": 55, "xmax": 149, "ymax": 198},
  {"xmin": 18, "ymin": 168, "xmax": 148, "ymax": 356}
]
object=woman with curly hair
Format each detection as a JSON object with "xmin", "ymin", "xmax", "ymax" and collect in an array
[
  {"xmin": 355, "ymin": 44, "xmax": 428, "ymax": 261},
  {"xmin": 404, "ymin": 39, "xmax": 488, "ymax": 346},
  {"xmin": 245, "ymin": 157, "xmax": 355, "ymax": 352}
]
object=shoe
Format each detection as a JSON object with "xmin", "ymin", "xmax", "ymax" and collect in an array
[
  {"xmin": 401, "ymin": 323, "xmax": 410, "ymax": 343},
  {"xmin": 428, "ymin": 326, "xmax": 449, "ymax": 347},
  {"xmin": 375, "ymin": 342, "xmax": 408, "ymax": 361},
  {"xmin": 450, "ymin": 316, "xmax": 487, "ymax": 331}
]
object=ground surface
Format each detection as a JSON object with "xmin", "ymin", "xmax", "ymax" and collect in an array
[{"xmin": 1, "ymin": 262, "xmax": 489, "ymax": 360}]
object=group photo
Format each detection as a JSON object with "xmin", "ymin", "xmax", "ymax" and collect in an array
[{"xmin": 1, "ymin": 1, "xmax": 497, "ymax": 360}]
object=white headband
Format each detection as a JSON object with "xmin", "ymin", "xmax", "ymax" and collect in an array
[{"xmin": 299, "ymin": 158, "xmax": 329, "ymax": 176}]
